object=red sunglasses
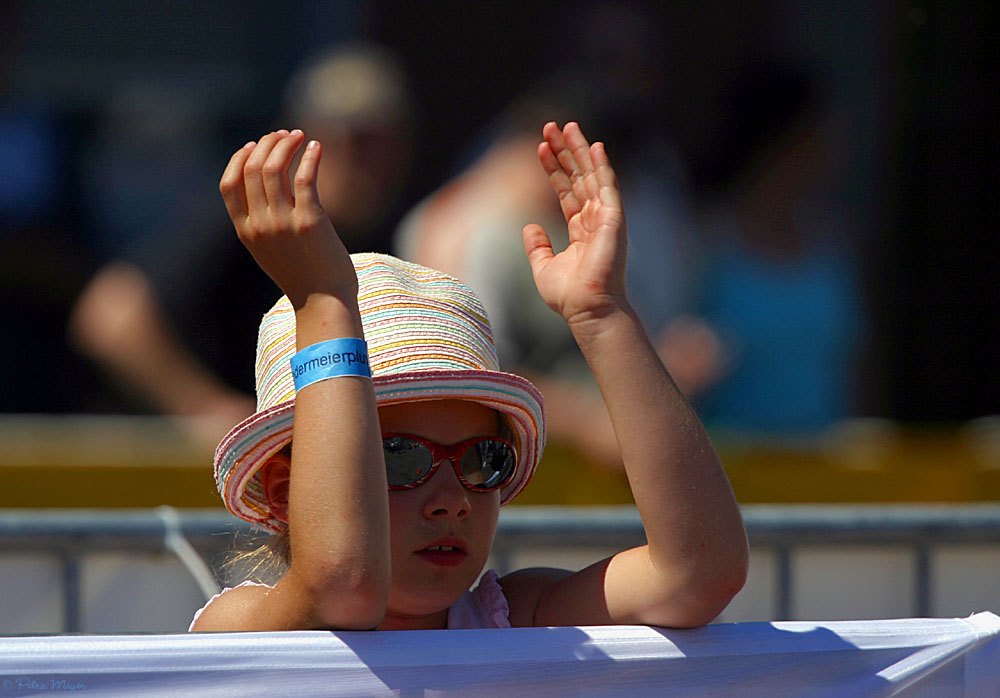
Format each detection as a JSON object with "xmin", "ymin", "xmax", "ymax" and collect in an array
[{"xmin": 381, "ymin": 434, "xmax": 517, "ymax": 492}]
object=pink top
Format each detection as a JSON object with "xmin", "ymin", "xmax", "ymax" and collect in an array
[
  {"xmin": 189, "ymin": 569, "xmax": 511, "ymax": 631},
  {"xmin": 446, "ymin": 570, "xmax": 511, "ymax": 629}
]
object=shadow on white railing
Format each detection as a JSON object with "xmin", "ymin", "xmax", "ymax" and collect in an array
[{"xmin": 0, "ymin": 613, "xmax": 998, "ymax": 696}]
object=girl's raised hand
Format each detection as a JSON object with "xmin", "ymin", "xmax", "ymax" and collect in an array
[
  {"xmin": 219, "ymin": 130, "xmax": 357, "ymax": 309},
  {"xmin": 522, "ymin": 122, "xmax": 628, "ymax": 327}
]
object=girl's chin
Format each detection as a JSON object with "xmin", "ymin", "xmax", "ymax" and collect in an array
[
  {"xmin": 378, "ymin": 608, "xmax": 449, "ymax": 631},
  {"xmin": 387, "ymin": 579, "xmax": 477, "ymax": 619}
]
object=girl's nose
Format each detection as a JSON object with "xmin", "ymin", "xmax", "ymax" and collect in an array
[{"xmin": 421, "ymin": 459, "xmax": 471, "ymax": 520}]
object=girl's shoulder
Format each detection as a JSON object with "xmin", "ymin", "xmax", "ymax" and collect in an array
[
  {"xmin": 499, "ymin": 567, "xmax": 573, "ymax": 627},
  {"xmin": 188, "ymin": 580, "xmax": 273, "ymax": 632}
]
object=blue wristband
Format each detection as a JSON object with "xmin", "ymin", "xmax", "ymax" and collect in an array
[{"xmin": 290, "ymin": 338, "xmax": 371, "ymax": 391}]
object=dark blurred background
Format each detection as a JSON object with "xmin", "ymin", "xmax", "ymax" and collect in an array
[{"xmin": 2, "ymin": 0, "xmax": 997, "ymax": 424}]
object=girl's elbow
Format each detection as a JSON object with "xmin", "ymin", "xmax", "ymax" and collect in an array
[
  {"xmin": 649, "ymin": 557, "xmax": 749, "ymax": 629},
  {"xmin": 313, "ymin": 579, "xmax": 389, "ymax": 630},
  {"xmin": 652, "ymin": 580, "xmax": 744, "ymax": 629},
  {"xmin": 296, "ymin": 560, "xmax": 391, "ymax": 629},
  {"xmin": 690, "ymin": 559, "xmax": 749, "ymax": 626},
  {"xmin": 719, "ymin": 550, "xmax": 750, "ymax": 598},
  {"xmin": 696, "ymin": 536, "xmax": 750, "ymax": 602},
  {"xmin": 697, "ymin": 553, "xmax": 749, "ymax": 613},
  {"xmin": 318, "ymin": 584, "xmax": 388, "ymax": 629}
]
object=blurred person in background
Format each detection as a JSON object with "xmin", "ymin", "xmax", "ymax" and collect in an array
[
  {"xmin": 69, "ymin": 42, "xmax": 415, "ymax": 448},
  {"xmin": 0, "ymin": 3, "xmax": 107, "ymax": 413},
  {"xmin": 678, "ymin": 55, "xmax": 865, "ymax": 436},
  {"xmin": 395, "ymin": 3, "xmax": 703, "ymax": 487}
]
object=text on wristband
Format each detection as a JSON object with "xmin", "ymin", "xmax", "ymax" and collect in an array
[
  {"xmin": 292, "ymin": 349, "xmax": 368, "ymax": 379},
  {"xmin": 290, "ymin": 338, "xmax": 372, "ymax": 391}
]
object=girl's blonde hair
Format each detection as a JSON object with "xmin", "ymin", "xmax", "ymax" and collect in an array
[{"xmin": 222, "ymin": 444, "xmax": 292, "ymax": 584}]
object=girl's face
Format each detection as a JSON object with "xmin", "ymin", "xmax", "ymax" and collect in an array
[{"xmin": 377, "ymin": 399, "xmax": 503, "ymax": 630}]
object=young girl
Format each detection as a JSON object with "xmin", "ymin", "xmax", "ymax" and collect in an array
[{"xmin": 191, "ymin": 122, "xmax": 748, "ymax": 632}]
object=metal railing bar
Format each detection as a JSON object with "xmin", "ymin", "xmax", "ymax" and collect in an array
[
  {"xmin": 776, "ymin": 545, "xmax": 792, "ymax": 621},
  {"xmin": 2, "ymin": 504, "xmax": 998, "ymax": 631},
  {"xmin": 61, "ymin": 551, "xmax": 80, "ymax": 633},
  {"xmin": 156, "ymin": 506, "xmax": 221, "ymax": 601},
  {"xmin": 2, "ymin": 505, "xmax": 999, "ymax": 549},
  {"xmin": 914, "ymin": 544, "xmax": 931, "ymax": 617}
]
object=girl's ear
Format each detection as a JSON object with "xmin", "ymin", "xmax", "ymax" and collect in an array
[{"xmin": 260, "ymin": 450, "xmax": 292, "ymax": 524}]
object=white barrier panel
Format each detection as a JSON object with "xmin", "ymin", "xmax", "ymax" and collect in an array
[{"xmin": 1, "ymin": 613, "xmax": 997, "ymax": 697}]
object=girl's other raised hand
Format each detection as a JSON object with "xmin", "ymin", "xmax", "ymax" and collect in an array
[
  {"xmin": 521, "ymin": 122, "xmax": 628, "ymax": 328},
  {"xmin": 219, "ymin": 130, "xmax": 357, "ymax": 310}
]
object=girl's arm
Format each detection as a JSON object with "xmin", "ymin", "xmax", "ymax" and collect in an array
[
  {"xmin": 507, "ymin": 122, "xmax": 748, "ymax": 629},
  {"xmin": 196, "ymin": 130, "xmax": 389, "ymax": 631}
]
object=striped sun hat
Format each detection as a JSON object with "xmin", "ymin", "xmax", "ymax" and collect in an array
[{"xmin": 215, "ymin": 252, "xmax": 546, "ymax": 531}]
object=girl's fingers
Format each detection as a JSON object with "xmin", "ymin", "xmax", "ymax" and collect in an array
[
  {"xmin": 590, "ymin": 141, "xmax": 612, "ymax": 180},
  {"xmin": 562, "ymin": 122, "xmax": 601, "ymax": 205},
  {"xmin": 562, "ymin": 122, "xmax": 594, "ymax": 176},
  {"xmin": 219, "ymin": 142, "xmax": 255, "ymax": 223},
  {"xmin": 542, "ymin": 122, "xmax": 612, "ymax": 219},
  {"xmin": 539, "ymin": 141, "xmax": 581, "ymax": 221},
  {"xmin": 537, "ymin": 140, "xmax": 564, "ymax": 180},
  {"xmin": 292, "ymin": 139, "xmax": 325, "ymax": 216},
  {"xmin": 242, "ymin": 131, "xmax": 284, "ymax": 211},
  {"xmin": 262, "ymin": 130, "xmax": 305, "ymax": 212},
  {"xmin": 591, "ymin": 142, "xmax": 622, "ymax": 209},
  {"xmin": 522, "ymin": 223, "xmax": 555, "ymax": 276},
  {"xmin": 543, "ymin": 122, "xmax": 582, "ymax": 182}
]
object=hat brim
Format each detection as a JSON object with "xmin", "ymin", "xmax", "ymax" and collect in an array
[{"xmin": 215, "ymin": 369, "xmax": 545, "ymax": 531}]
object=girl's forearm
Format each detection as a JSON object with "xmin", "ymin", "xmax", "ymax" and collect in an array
[
  {"xmin": 569, "ymin": 304, "xmax": 748, "ymax": 593},
  {"xmin": 286, "ymin": 294, "xmax": 391, "ymax": 628}
]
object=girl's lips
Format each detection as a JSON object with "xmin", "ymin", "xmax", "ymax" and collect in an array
[
  {"xmin": 415, "ymin": 548, "xmax": 468, "ymax": 567},
  {"xmin": 415, "ymin": 538, "xmax": 468, "ymax": 567}
]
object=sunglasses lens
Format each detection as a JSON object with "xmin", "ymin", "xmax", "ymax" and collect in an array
[
  {"xmin": 383, "ymin": 437, "xmax": 433, "ymax": 487},
  {"xmin": 460, "ymin": 440, "xmax": 516, "ymax": 490}
]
